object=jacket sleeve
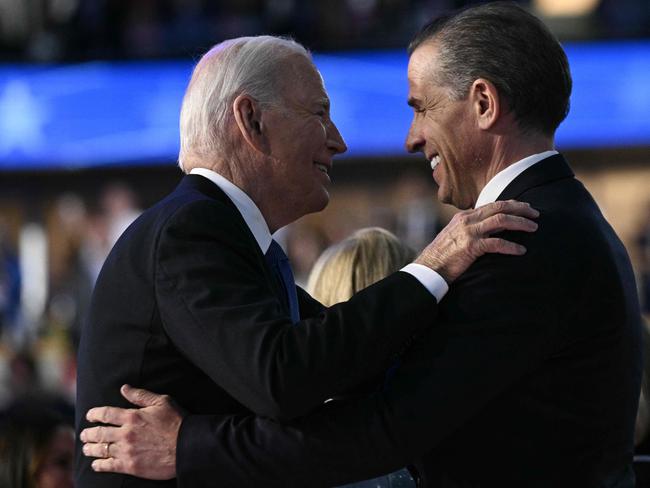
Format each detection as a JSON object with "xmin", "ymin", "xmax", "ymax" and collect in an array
[
  {"xmin": 154, "ymin": 198, "xmax": 438, "ymax": 421},
  {"xmin": 296, "ymin": 287, "xmax": 326, "ymax": 318},
  {"xmin": 175, "ymin": 227, "xmax": 559, "ymax": 487}
]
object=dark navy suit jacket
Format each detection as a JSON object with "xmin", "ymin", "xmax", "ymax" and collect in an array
[
  {"xmin": 75, "ymin": 174, "xmax": 438, "ymax": 487},
  {"xmin": 175, "ymin": 155, "xmax": 642, "ymax": 487}
]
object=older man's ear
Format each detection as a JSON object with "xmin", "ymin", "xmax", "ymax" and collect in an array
[{"xmin": 232, "ymin": 93, "xmax": 269, "ymax": 154}]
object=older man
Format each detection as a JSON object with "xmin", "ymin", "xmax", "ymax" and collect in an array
[{"xmin": 75, "ymin": 33, "xmax": 538, "ymax": 488}]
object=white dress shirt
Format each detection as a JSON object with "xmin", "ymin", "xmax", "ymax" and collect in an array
[
  {"xmin": 474, "ymin": 150, "xmax": 558, "ymax": 208},
  {"xmin": 403, "ymin": 150, "xmax": 558, "ymax": 302},
  {"xmin": 190, "ymin": 167, "xmax": 448, "ymax": 302},
  {"xmin": 191, "ymin": 167, "xmax": 273, "ymax": 253}
]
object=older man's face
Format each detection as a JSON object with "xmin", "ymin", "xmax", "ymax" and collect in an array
[
  {"xmin": 263, "ymin": 56, "xmax": 347, "ymax": 219},
  {"xmin": 405, "ymin": 43, "xmax": 485, "ymax": 210}
]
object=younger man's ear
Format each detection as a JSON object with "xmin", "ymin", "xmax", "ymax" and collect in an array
[
  {"xmin": 470, "ymin": 78, "xmax": 500, "ymax": 131},
  {"xmin": 233, "ymin": 94, "xmax": 268, "ymax": 153}
]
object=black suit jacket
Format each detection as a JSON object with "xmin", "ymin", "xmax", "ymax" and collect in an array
[
  {"xmin": 176, "ymin": 155, "xmax": 643, "ymax": 487},
  {"xmin": 74, "ymin": 174, "xmax": 439, "ymax": 487}
]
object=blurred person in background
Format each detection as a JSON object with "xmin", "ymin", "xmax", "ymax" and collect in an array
[
  {"xmin": 307, "ymin": 226, "xmax": 416, "ymax": 488},
  {"xmin": 0, "ymin": 400, "xmax": 74, "ymax": 488},
  {"xmin": 48, "ymin": 194, "xmax": 94, "ymax": 348},
  {"xmin": 393, "ymin": 175, "xmax": 444, "ymax": 252},
  {"xmin": 76, "ymin": 32, "xmax": 538, "ymax": 488},
  {"xmin": 80, "ymin": 4, "xmax": 642, "ymax": 487},
  {"xmin": 307, "ymin": 227, "xmax": 414, "ymax": 307},
  {"xmin": 74, "ymin": 183, "xmax": 142, "ymax": 286},
  {"xmin": 0, "ymin": 223, "xmax": 21, "ymax": 337},
  {"xmin": 100, "ymin": 183, "xmax": 142, "ymax": 250},
  {"xmin": 3, "ymin": 348, "xmax": 75, "ymax": 423},
  {"xmin": 283, "ymin": 223, "xmax": 330, "ymax": 286},
  {"xmin": 6, "ymin": 350, "xmax": 39, "ymax": 403}
]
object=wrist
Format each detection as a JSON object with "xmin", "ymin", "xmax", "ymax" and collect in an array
[{"xmin": 414, "ymin": 255, "xmax": 451, "ymax": 284}]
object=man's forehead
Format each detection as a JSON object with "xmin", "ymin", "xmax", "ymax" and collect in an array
[
  {"xmin": 407, "ymin": 43, "xmax": 443, "ymax": 96},
  {"xmin": 286, "ymin": 54, "xmax": 319, "ymax": 80},
  {"xmin": 281, "ymin": 60, "xmax": 330, "ymax": 106},
  {"xmin": 406, "ymin": 63, "xmax": 428, "ymax": 100},
  {"xmin": 409, "ymin": 42, "xmax": 441, "ymax": 75}
]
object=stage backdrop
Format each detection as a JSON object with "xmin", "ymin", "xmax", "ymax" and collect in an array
[{"xmin": 0, "ymin": 41, "xmax": 648, "ymax": 169}]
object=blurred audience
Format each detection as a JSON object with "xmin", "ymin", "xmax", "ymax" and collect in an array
[
  {"xmin": 0, "ymin": 223, "xmax": 20, "ymax": 336},
  {"xmin": 393, "ymin": 175, "xmax": 443, "ymax": 253},
  {"xmin": 1, "ymin": 0, "xmax": 648, "ymax": 61},
  {"xmin": 6, "ymin": 350, "xmax": 39, "ymax": 402},
  {"xmin": 100, "ymin": 183, "xmax": 142, "ymax": 250},
  {"xmin": 0, "ymin": 181, "xmax": 141, "ymax": 410},
  {"xmin": 0, "ymin": 400, "xmax": 74, "ymax": 488}
]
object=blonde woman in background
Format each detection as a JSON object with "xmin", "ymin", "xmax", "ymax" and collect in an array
[
  {"xmin": 307, "ymin": 227, "xmax": 415, "ymax": 307},
  {"xmin": 307, "ymin": 227, "xmax": 416, "ymax": 488}
]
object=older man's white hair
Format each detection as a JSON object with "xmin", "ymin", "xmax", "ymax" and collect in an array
[{"xmin": 178, "ymin": 36, "xmax": 311, "ymax": 172}]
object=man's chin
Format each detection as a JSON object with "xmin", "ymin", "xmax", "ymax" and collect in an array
[
  {"xmin": 305, "ymin": 191, "xmax": 330, "ymax": 215},
  {"xmin": 438, "ymin": 189, "xmax": 472, "ymax": 210},
  {"xmin": 315, "ymin": 193, "xmax": 330, "ymax": 212},
  {"xmin": 438, "ymin": 189, "xmax": 453, "ymax": 207}
]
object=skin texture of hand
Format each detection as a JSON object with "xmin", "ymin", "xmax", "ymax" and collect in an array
[
  {"xmin": 80, "ymin": 385, "xmax": 184, "ymax": 480},
  {"xmin": 415, "ymin": 200, "xmax": 539, "ymax": 283}
]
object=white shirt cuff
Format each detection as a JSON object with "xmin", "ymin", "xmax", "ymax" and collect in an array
[{"xmin": 400, "ymin": 263, "xmax": 449, "ymax": 303}]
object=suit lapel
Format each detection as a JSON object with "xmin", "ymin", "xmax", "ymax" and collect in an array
[
  {"xmin": 496, "ymin": 153, "xmax": 574, "ymax": 202},
  {"xmin": 176, "ymin": 174, "xmax": 238, "ymax": 207},
  {"xmin": 176, "ymin": 174, "xmax": 292, "ymax": 317}
]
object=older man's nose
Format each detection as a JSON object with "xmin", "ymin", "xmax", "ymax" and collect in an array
[{"xmin": 328, "ymin": 123, "xmax": 347, "ymax": 155}]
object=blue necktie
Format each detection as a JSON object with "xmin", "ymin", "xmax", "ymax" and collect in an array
[{"xmin": 264, "ymin": 240, "xmax": 300, "ymax": 324}]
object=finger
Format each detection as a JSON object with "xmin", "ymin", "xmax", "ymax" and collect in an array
[
  {"xmin": 86, "ymin": 406, "xmax": 133, "ymax": 425},
  {"xmin": 472, "ymin": 200, "xmax": 540, "ymax": 221},
  {"xmin": 479, "ymin": 237, "xmax": 527, "ymax": 256},
  {"xmin": 80, "ymin": 425, "xmax": 121, "ymax": 443},
  {"xmin": 476, "ymin": 214, "xmax": 538, "ymax": 236},
  {"xmin": 121, "ymin": 384, "xmax": 166, "ymax": 408},
  {"xmin": 82, "ymin": 440, "xmax": 119, "ymax": 459},
  {"xmin": 92, "ymin": 457, "xmax": 130, "ymax": 475}
]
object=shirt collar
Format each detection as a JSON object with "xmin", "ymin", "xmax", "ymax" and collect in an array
[
  {"xmin": 190, "ymin": 167, "xmax": 272, "ymax": 253},
  {"xmin": 474, "ymin": 150, "xmax": 558, "ymax": 208}
]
